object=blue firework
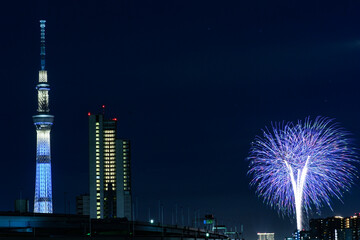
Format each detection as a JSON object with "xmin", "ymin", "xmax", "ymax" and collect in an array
[{"xmin": 248, "ymin": 117, "xmax": 358, "ymax": 230}]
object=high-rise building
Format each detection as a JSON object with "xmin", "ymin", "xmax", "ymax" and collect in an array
[
  {"xmin": 89, "ymin": 112, "xmax": 132, "ymax": 219},
  {"xmin": 33, "ymin": 20, "xmax": 54, "ymax": 213}
]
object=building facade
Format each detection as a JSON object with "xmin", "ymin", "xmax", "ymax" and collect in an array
[
  {"xmin": 89, "ymin": 113, "xmax": 132, "ymax": 219},
  {"xmin": 76, "ymin": 194, "xmax": 90, "ymax": 216},
  {"xmin": 257, "ymin": 232, "xmax": 274, "ymax": 240},
  {"xmin": 33, "ymin": 20, "xmax": 54, "ymax": 213}
]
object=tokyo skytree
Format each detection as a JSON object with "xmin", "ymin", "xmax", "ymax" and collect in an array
[{"xmin": 33, "ymin": 20, "xmax": 54, "ymax": 213}]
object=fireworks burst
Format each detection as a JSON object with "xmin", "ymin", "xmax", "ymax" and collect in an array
[{"xmin": 248, "ymin": 117, "xmax": 358, "ymax": 230}]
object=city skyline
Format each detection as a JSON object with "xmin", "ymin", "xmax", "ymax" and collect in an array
[{"xmin": 1, "ymin": 1, "xmax": 360, "ymax": 240}]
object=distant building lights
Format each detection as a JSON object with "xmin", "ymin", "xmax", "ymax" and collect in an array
[{"xmin": 150, "ymin": 219, "xmax": 154, "ymax": 224}]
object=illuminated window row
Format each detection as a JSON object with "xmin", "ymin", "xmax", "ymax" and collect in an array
[
  {"xmin": 104, "ymin": 168, "xmax": 116, "ymax": 171},
  {"xmin": 104, "ymin": 150, "xmax": 115, "ymax": 153},
  {"xmin": 104, "ymin": 164, "xmax": 116, "ymax": 168},
  {"xmin": 105, "ymin": 179, "xmax": 116, "ymax": 183},
  {"xmin": 104, "ymin": 159, "xmax": 115, "ymax": 162},
  {"xmin": 104, "ymin": 130, "xmax": 115, "ymax": 133},
  {"xmin": 105, "ymin": 172, "xmax": 116, "ymax": 176},
  {"xmin": 104, "ymin": 161, "xmax": 116, "ymax": 164},
  {"xmin": 104, "ymin": 153, "xmax": 115, "ymax": 157},
  {"xmin": 104, "ymin": 146, "xmax": 115, "ymax": 149}
]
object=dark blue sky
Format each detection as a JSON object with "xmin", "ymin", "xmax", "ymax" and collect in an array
[{"xmin": 1, "ymin": 1, "xmax": 360, "ymax": 239}]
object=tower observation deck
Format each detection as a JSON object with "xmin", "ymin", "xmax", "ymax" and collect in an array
[{"xmin": 33, "ymin": 20, "xmax": 54, "ymax": 213}]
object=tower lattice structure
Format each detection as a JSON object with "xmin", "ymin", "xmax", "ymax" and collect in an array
[{"xmin": 33, "ymin": 20, "xmax": 54, "ymax": 213}]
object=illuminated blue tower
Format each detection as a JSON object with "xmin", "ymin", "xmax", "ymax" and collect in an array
[{"xmin": 33, "ymin": 20, "xmax": 54, "ymax": 213}]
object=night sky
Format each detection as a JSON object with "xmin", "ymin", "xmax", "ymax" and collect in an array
[{"xmin": 1, "ymin": 1, "xmax": 360, "ymax": 239}]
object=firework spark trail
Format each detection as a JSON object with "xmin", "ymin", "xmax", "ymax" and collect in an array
[{"xmin": 248, "ymin": 117, "xmax": 357, "ymax": 230}]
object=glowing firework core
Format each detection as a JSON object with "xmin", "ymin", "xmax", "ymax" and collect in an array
[
  {"xmin": 248, "ymin": 117, "xmax": 357, "ymax": 231},
  {"xmin": 285, "ymin": 156, "xmax": 309, "ymax": 230}
]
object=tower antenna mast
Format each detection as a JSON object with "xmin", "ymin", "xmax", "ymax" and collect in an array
[{"xmin": 40, "ymin": 20, "xmax": 46, "ymax": 70}]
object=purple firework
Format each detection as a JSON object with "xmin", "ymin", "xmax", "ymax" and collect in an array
[{"xmin": 248, "ymin": 117, "xmax": 358, "ymax": 230}]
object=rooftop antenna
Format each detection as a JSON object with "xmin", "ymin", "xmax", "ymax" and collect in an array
[{"xmin": 102, "ymin": 104, "xmax": 106, "ymax": 116}]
